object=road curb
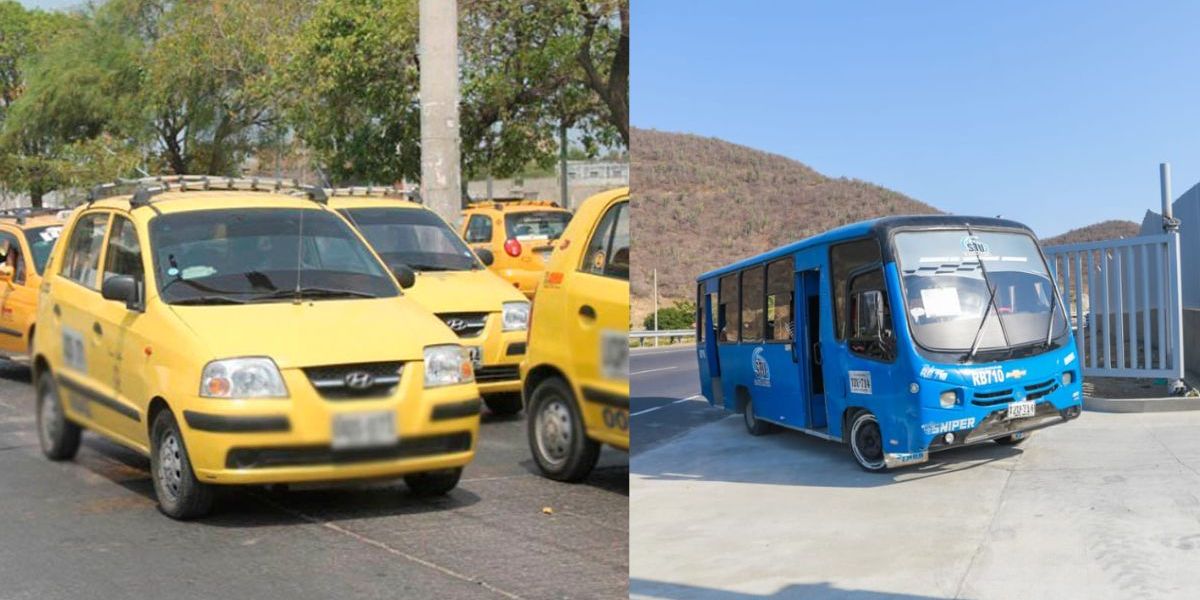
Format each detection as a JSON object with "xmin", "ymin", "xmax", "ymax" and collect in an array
[{"xmin": 1084, "ymin": 395, "xmax": 1200, "ymax": 413}]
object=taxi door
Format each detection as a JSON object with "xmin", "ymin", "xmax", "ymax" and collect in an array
[
  {"xmin": 0, "ymin": 229, "xmax": 35, "ymax": 356},
  {"xmin": 566, "ymin": 197, "xmax": 630, "ymax": 447}
]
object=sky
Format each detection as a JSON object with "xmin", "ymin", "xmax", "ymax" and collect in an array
[
  {"xmin": 18, "ymin": 0, "xmax": 78, "ymax": 9},
  {"xmin": 631, "ymin": 0, "xmax": 1200, "ymax": 238}
]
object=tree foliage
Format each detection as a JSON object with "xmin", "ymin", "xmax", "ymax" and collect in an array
[{"xmin": 643, "ymin": 301, "xmax": 696, "ymax": 331}]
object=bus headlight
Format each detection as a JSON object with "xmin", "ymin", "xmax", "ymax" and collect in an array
[
  {"xmin": 502, "ymin": 301, "xmax": 530, "ymax": 331},
  {"xmin": 200, "ymin": 358, "xmax": 288, "ymax": 398},
  {"xmin": 424, "ymin": 345, "xmax": 474, "ymax": 388},
  {"xmin": 1063, "ymin": 371, "xmax": 1074, "ymax": 386},
  {"xmin": 939, "ymin": 390, "xmax": 958, "ymax": 408}
]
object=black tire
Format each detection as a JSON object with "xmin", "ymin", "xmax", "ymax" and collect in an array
[
  {"xmin": 527, "ymin": 376, "xmax": 600, "ymax": 482},
  {"xmin": 742, "ymin": 397, "xmax": 773, "ymax": 436},
  {"xmin": 848, "ymin": 411, "xmax": 887, "ymax": 472},
  {"xmin": 483, "ymin": 392, "xmax": 523, "ymax": 416},
  {"xmin": 36, "ymin": 371, "xmax": 81, "ymax": 461},
  {"xmin": 150, "ymin": 410, "xmax": 213, "ymax": 520},
  {"xmin": 994, "ymin": 432, "xmax": 1030, "ymax": 446},
  {"xmin": 405, "ymin": 468, "xmax": 463, "ymax": 496}
]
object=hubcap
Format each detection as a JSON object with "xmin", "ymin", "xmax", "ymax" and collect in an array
[
  {"xmin": 536, "ymin": 398, "xmax": 572, "ymax": 466},
  {"xmin": 39, "ymin": 387, "xmax": 60, "ymax": 450},
  {"xmin": 852, "ymin": 416, "xmax": 885, "ymax": 468},
  {"xmin": 157, "ymin": 433, "xmax": 184, "ymax": 502}
]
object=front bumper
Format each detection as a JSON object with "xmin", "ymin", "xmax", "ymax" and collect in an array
[
  {"xmin": 462, "ymin": 326, "xmax": 526, "ymax": 396},
  {"xmin": 885, "ymin": 402, "xmax": 1083, "ymax": 469},
  {"xmin": 182, "ymin": 368, "xmax": 481, "ymax": 485}
]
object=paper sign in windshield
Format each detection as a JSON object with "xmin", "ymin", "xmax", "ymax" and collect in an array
[{"xmin": 920, "ymin": 287, "xmax": 961, "ymax": 318}]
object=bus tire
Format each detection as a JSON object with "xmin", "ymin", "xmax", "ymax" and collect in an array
[
  {"xmin": 742, "ymin": 397, "xmax": 773, "ymax": 436},
  {"xmin": 36, "ymin": 371, "xmax": 81, "ymax": 461},
  {"xmin": 848, "ymin": 411, "xmax": 887, "ymax": 472},
  {"xmin": 994, "ymin": 433, "xmax": 1029, "ymax": 446},
  {"xmin": 527, "ymin": 376, "xmax": 600, "ymax": 482}
]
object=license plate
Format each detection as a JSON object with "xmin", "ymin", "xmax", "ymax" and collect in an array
[
  {"xmin": 1006, "ymin": 400, "xmax": 1036, "ymax": 420},
  {"xmin": 466, "ymin": 346, "xmax": 482, "ymax": 369},
  {"xmin": 332, "ymin": 411, "xmax": 397, "ymax": 450}
]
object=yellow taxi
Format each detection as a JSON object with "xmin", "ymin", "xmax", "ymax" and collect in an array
[
  {"xmin": 328, "ymin": 190, "xmax": 530, "ymax": 415},
  {"xmin": 32, "ymin": 177, "xmax": 480, "ymax": 519},
  {"xmin": 521, "ymin": 188, "xmax": 629, "ymax": 481},
  {"xmin": 0, "ymin": 209, "xmax": 69, "ymax": 363},
  {"xmin": 459, "ymin": 199, "xmax": 572, "ymax": 298}
]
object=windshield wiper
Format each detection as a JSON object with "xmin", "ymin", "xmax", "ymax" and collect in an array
[
  {"xmin": 248, "ymin": 287, "xmax": 377, "ymax": 302},
  {"xmin": 965, "ymin": 282, "xmax": 1001, "ymax": 363},
  {"xmin": 172, "ymin": 295, "xmax": 247, "ymax": 305},
  {"xmin": 1043, "ymin": 281, "xmax": 1060, "ymax": 348}
]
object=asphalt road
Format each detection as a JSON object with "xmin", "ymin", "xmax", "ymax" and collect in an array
[
  {"xmin": 630, "ymin": 345, "xmax": 725, "ymax": 456},
  {"xmin": 0, "ymin": 363, "xmax": 628, "ymax": 600}
]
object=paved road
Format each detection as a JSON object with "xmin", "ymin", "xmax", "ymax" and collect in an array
[
  {"xmin": 630, "ymin": 345, "xmax": 725, "ymax": 456},
  {"xmin": 0, "ymin": 363, "xmax": 627, "ymax": 600}
]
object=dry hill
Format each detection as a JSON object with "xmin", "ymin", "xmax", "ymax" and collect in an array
[{"xmin": 1040, "ymin": 220, "xmax": 1141, "ymax": 247}]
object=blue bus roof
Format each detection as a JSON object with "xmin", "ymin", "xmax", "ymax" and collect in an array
[{"xmin": 697, "ymin": 214, "xmax": 1033, "ymax": 281}]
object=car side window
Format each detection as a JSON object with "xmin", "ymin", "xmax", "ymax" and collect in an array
[
  {"xmin": 61, "ymin": 212, "xmax": 110, "ymax": 290},
  {"xmin": 0, "ymin": 232, "xmax": 26, "ymax": 284},
  {"xmin": 102, "ymin": 216, "xmax": 143, "ymax": 286},
  {"xmin": 581, "ymin": 201, "xmax": 628, "ymax": 280},
  {"xmin": 847, "ymin": 268, "xmax": 895, "ymax": 362},
  {"xmin": 464, "ymin": 215, "xmax": 492, "ymax": 243}
]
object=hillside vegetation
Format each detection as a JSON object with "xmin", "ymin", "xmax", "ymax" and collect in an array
[
  {"xmin": 630, "ymin": 128, "xmax": 940, "ymax": 305},
  {"xmin": 1040, "ymin": 220, "xmax": 1141, "ymax": 247}
]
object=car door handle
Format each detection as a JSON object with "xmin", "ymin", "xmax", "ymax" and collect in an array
[
  {"xmin": 92, "ymin": 322, "xmax": 103, "ymax": 336},
  {"xmin": 579, "ymin": 304, "xmax": 597, "ymax": 320}
]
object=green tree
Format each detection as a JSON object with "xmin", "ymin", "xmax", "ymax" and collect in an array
[{"xmin": 643, "ymin": 301, "xmax": 697, "ymax": 331}]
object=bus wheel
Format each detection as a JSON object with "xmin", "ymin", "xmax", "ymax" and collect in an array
[
  {"xmin": 848, "ymin": 411, "xmax": 887, "ymax": 472},
  {"xmin": 742, "ymin": 397, "xmax": 773, "ymax": 436},
  {"xmin": 994, "ymin": 433, "xmax": 1029, "ymax": 446},
  {"xmin": 527, "ymin": 377, "xmax": 600, "ymax": 482}
]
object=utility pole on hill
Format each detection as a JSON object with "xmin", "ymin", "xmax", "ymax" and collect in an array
[{"xmin": 419, "ymin": 0, "xmax": 462, "ymax": 224}]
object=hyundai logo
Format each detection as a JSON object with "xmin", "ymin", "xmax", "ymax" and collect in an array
[
  {"xmin": 445, "ymin": 318, "xmax": 470, "ymax": 332},
  {"xmin": 343, "ymin": 371, "xmax": 375, "ymax": 390}
]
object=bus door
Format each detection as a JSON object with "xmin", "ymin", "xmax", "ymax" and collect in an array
[
  {"xmin": 798, "ymin": 269, "xmax": 828, "ymax": 429},
  {"xmin": 746, "ymin": 258, "xmax": 806, "ymax": 427},
  {"xmin": 696, "ymin": 282, "xmax": 722, "ymax": 407}
]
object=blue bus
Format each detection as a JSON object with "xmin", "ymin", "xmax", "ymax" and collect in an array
[{"xmin": 694, "ymin": 215, "xmax": 1083, "ymax": 471}]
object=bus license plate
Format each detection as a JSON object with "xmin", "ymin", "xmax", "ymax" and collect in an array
[
  {"xmin": 1006, "ymin": 400, "xmax": 1036, "ymax": 420},
  {"xmin": 332, "ymin": 411, "xmax": 396, "ymax": 450}
]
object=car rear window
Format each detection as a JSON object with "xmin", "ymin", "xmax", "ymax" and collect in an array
[{"xmin": 505, "ymin": 211, "xmax": 571, "ymax": 240}]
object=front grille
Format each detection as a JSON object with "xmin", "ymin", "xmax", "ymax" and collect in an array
[
  {"xmin": 474, "ymin": 365, "xmax": 520, "ymax": 383},
  {"xmin": 302, "ymin": 361, "xmax": 404, "ymax": 400},
  {"xmin": 438, "ymin": 312, "xmax": 489, "ymax": 338},
  {"xmin": 225, "ymin": 432, "xmax": 473, "ymax": 469},
  {"xmin": 1024, "ymin": 378, "xmax": 1060, "ymax": 402},
  {"xmin": 972, "ymin": 388, "xmax": 1015, "ymax": 406}
]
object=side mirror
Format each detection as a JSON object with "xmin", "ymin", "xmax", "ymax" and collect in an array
[
  {"xmin": 101, "ymin": 275, "xmax": 141, "ymax": 310},
  {"xmin": 474, "ymin": 248, "xmax": 495, "ymax": 266},
  {"xmin": 391, "ymin": 264, "xmax": 416, "ymax": 289}
]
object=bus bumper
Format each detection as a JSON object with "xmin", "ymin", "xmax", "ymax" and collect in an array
[{"xmin": 890, "ymin": 402, "xmax": 1084, "ymax": 468}]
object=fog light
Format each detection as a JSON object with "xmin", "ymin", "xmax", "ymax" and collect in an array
[
  {"xmin": 944, "ymin": 432, "xmax": 955, "ymax": 444},
  {"xmin": 1063, "ymin": 371, "xmax": 1074, "ymax": 386},
  {"xmin": 939, "ymin": 390, "xmax": 957, "ymax": 408}
]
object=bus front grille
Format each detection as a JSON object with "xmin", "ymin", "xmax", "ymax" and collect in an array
[{"xmin": 972, "ymin": 389, "xmax": 1015, "ymax": 406}]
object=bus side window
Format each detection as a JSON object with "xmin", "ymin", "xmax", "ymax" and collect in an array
[
  {"xmin": 765, "ymin": 257, "xmax": 793, "ymax": 341},
  {"xmin": 847, "ymin": 269, "xmax": 895, "ymax": 361},
  {"xmin": 696, "ymin": 283, "xmax": 705, "ymax": 342},
  {"xmin": 830, "ymin": 238, "xmax": 882, "ymax": 340},
  {"xmin": 740, "ymin": 266, "xmax": 765, "ymax": 342},
  {"xmin": 718, "ymin": 273, "xmax": 739, "ymax": 343}
]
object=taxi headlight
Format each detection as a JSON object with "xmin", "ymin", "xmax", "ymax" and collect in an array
[
  {"xmin": 502, "ymin": 301, "xmax": 531, "ymax": 331},
  {"xmin": 939, "ymin": 390, "xmax": 958, "ymax": 409},
  {"xmin": 424, "ymin": 344, "xmax": 474, "ymax": 388},
  {"xmin": 200, "ymin": 357, "xmax": 288, "ymax": 398}
]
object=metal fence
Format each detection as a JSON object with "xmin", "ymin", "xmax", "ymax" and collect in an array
[
  {"xmin": 630, "ymin": 329, "xmax": 695, "ymax": 347},
  {"xmin": 1044, "ymin": 232, "xmax": 1183, "ymax": 380}
]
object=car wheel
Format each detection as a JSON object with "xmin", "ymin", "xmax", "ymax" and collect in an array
[
  {"xmin": 36, "ymin": 371, "xmax": 81, "ymax": 461},
  {"xmin": 527, "ymin": 376, "xmax": 600, "ymax": 482},
  {"xmin": 994, "ymin": 432, "xmax": 1029, "ymax": 446},
  {"xmin": 150, "ymin": 410, "xmax": 213, "ymax": 520},
  {"xmin": 848, "ymin": 411, "xmax": 887, "ymax": 472},
  {"xmin": 405, "ymin": 468, "xmax": 463, "ymax": 496},
  {"xmin": 483, "ymin": 392, "xmax": 523, "ymax": 416},
  {"xmin": 742, "ymin": 397, "xmax": 773, "ymax": 436}
]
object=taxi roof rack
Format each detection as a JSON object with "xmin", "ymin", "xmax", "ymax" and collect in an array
[
  {"xmin": 85, "ymin": 175, "xmax": 330, "ymax": 210},
  {"xmin": 326, "ymin": 185, "xmax": 419, "ymax": 202},
  {"xmin": 466, "ymin": 197, "xmax": 560, "ymax": 211},
  {"xmin": 0, "ymin": 207, "xmax": 67, "ymax": 225}
]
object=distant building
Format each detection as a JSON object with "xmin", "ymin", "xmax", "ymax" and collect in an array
[
  {"xmin": 566, "ymin": 161, "xmax": 629, "ymax": 185},
  {"xmin": 467, "ymin": 160, "xmax": 629, "ymax": 211}
]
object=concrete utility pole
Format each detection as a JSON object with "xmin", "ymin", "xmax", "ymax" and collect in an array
[
  {"xmin": 653, "ymin": 268, "xmax": 659, "ymax": 347},
  {"xmin": 559, "ymin": 121, "xmax": 569, "ymax": 209},
  {"xmin": 419, "ymin": 0, "xmax": 462, "ymax": 224}
]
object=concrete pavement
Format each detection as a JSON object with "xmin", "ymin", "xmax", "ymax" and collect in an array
[{"xmin": 631, "ymin": 408, "xmax": 1200, "ymax": 599}]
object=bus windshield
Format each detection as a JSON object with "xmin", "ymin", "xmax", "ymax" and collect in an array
[{"xmin": 894, "ymin": 229, "xmax": 1068, "ymax": 360}]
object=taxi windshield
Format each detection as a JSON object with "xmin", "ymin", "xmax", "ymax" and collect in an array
[
  {"xmin": 149, "ymin": 208, "xmax": 398, "ymax": 305},
  {"xmin": 894, "ymin": 229, "xmax": 1068, "ymax": 360},
  {"xmin": 505, "ymin": 211, "xmax": 570, "ymax": 240},
  {"xmin": 341, "ymin": 207, "xmax": 479, "ymax": 272},
  {"xmin": 24, "ymin": 225, "xmax": 64, "ymax": 275}
]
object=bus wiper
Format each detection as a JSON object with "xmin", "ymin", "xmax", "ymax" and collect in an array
[
  {"xmin": 965, "ymin": 283, "xmax": 1001, "ymax": 363},
  {"xmin": 172, "ymin": 295, "xmax": 247, "ymax": 305},
  {"xmin": 1043, "ymin": 280, "xmax": 1059, "ymax": 348},
  {"xmin": 249, "ymin": 287, "xmax": 377, "ymax": 302}
]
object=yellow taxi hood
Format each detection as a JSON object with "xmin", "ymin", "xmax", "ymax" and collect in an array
[
  {"xmin": 166, "ymin": 297, "xmax": 456, "ymax": 368},
  {"xmin": 402, "ymin": 268, "xmax": 528, "ymax": 313}
]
